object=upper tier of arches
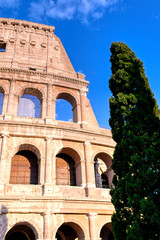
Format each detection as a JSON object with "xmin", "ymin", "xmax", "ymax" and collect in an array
[{"xmin": 0, "ymin": 82, "xmax": 98, "ymax": 126}]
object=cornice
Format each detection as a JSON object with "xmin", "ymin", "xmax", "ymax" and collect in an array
[
  {"xmin": 0, "ymin": 18, "xmax": 55, "ymax": 33},
  {"xmin": 0, "ymin": 122, "xmax": 115, "ymax": 149},
  {"xmin": 0, "ymin": 67, "xmax": 89, "ymax": 87}
]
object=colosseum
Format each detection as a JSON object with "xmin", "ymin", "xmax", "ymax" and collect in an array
[{"xmin": 0, "ymin": 18, "xmax": 115, "ymax": 240}]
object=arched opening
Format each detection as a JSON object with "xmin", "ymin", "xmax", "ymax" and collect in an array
[
  {"xmin": 56, "ymin": 222, "xmax": 85, "ymax": 240},
  {"xmin": 56, "ymin": 99, "xmax": 73, "ymax": 122},
  {"xmin": 94, "ymin": 153, "xmax": 114, "ymax": 189},
  {"xmin": 56, "ymin": 153, "xmax": 76, "ymax": 186},
  {"xmin": 10, "ymin": 150, "xmax": 38, "ymax": 184},
  {"xmin": 0, "ymin": 86, "xmax": 4, "ymax": 115},
  {"xmin": 56, "ymin": 92, "xmax": 78, "ymax": 123},
  {"xmin": 100, "ymin": 223, "xmax": 114, "ymax": 240},
  {"xmin": 5, "ymin": 224, "xmax": 36, "ymax": 240},
  {"xmin": 17, "ymin": 88, "xmax": 42, "ymax": 118},
  {"xmin": 56, "ymin": 147, "xmax": 82, "ymax": 186}
]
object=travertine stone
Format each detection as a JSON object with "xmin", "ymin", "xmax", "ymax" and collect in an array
[{"xmin": 0, "ymin": 18, "xmax": 116, "ymax": 240}]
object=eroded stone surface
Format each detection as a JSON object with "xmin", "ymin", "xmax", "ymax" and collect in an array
[{"xmin": 0, "ymin": 18, "xmax": 115, "ymax": 240}]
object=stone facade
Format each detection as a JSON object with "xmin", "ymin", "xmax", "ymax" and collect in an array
[{"xmin": 0, "ymin": 18, "xmax": 115, "ymax": 240}]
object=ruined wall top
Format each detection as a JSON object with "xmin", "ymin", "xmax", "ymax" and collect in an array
[
  {"xmin": 0, "ymin": 18, "xmax": 85, "ymax": 80},
  {"xmin": 0, "ymin": 18, "xmax": 55, "ymax": 32}
]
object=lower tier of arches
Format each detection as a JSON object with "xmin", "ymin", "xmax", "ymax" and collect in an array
[{"xmin": 0, "ymin": 210, "xmax": 114, "ymax": 240}]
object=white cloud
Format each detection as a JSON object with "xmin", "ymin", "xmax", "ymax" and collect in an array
[
  {"xmin": 0, "ymin": 0, "xmax": 19, "ymax": 8},
  {"xmin": 29, "ymin": 0, "xmax": 121, "ymax": 24}
]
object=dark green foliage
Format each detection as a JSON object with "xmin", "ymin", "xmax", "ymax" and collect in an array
[{"xmin": 109, "ymin": 42, "xmax": 160, "ymax": 240}]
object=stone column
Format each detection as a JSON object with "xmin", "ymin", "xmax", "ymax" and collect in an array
[
  {"xmin": 76, "ymin": 160, "xmax": 86, "ymax": 187},
  {"xmin": 107, "ymin": 168, "xmax": 114, "ymax": 188},
  {"xmin": 5, "ymin": 79, "xmax": 16, "ymax": 119},
  {"xmin": 0, "ymin": 132, "xmax": 9, "ymax": 195},
  {"xmin": 52, "ymin": 85, "xmax": 56, "ymax": 121},
  {"xmin": 45, "ymin": 83, "xmax": 54, "ymax": 123},
  {"xmin": 88, "ymin": 213, "xmax": 98, "ymax": 240},
  {"xmin": 83, "ymin": 141, "xmax": 95, "ymax": 197},
  {"xmin": 76, "ymin": 103, "xmax": 81, "ymax": 124},
  {"xmin": 80, "ymin": 89, "xmax": 87, "ymax": 126},
  {"xmin": 42, "ymin": 96, "xmax": 46, "ymax": 119},
  {"xmin": 72, "ymin": 103, "xmax": 78, "ymax": 123},
  {"xmin": 43, "ymin": 137, "xmax": 53, "ymax": 195},
  {"xmin": 52, "ymin": 98, "xmax": 56, "ymax": 121},
  {"xmin": 42, "ymin": 208, "xmax": 53, "ymax": 240},
  {"xmin": 52, "ymin": 151, "xmax": 56, "ymax": 187},
  {"xmin": 52, "ymin": 139, "xmax": 60, "ymax": 193},
  {"xmin": 2, "ymin": 93, "xmax": 9, "ymax": 115}
]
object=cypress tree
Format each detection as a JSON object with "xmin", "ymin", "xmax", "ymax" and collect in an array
[{"xmin": 109, "ymin": 42, "xmax": 160, "ymax": 240}]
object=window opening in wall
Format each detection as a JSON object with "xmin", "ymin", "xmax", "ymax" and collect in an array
[
  {"xmin": 17, "ymin": 94, "xmax": 41, "ymax": 118},
  {"xmin": 0, "ymin": 92, "xmax": 4, "ymax": 114},
  {"xmin": 5, "ymin": 224, "xmax": 36, "ymax": 240},
  {"xmin": 0, "ymin": 42, "xmax": 6, "ymax": 52},
  {"xmin": 56, "ymin": 99, "xmax": 73, "ymax": 122},
  {"xmin": 10, "ymin": 150, "xmax": 38, "ymax": 185},
  {"xmin": 29, "ymin": 67, "xmax": 37, "ymax": 71},
  {"xmin": 94, "ymin": 157, "xmax": 109, "ymax": 189},
  {"xmin": 100, "ymin": 225, "xmax": 114, "ymax": 240},
  {"xmin": 56, "ymin": 224, "xmax": 78, "ymax": 240},
  {"xmin": 56, "ymin": 153, "xmax": 76, "ymax": 186}
]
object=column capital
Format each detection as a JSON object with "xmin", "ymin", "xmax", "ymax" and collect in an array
[
  {"xmin": 11, "ymin": 78, "xmax": 17, "ymax": 82},
  {"xmin": 80, "ymin": 88, "xmax": 87, "ymax": 96},
  {"xmin": 48, "ymin": 82, "xmax": 53, "ymax": 86},
  {"xmin": 84, "ymin": 141, "xmax": 91, "ymax": 146},
  {"xmin": 87, "ymin": 212, "xmax": 97, "ymax": 219},
  {"xmin": 44, "ymin": 137, "xmax": 53, "ymax": 141},
  {"xmin": 1, "ymin": 131, "xmax": 9, "ymax": 138},
  {"xmin": 42, "ymin": 211, "xmax": 53, "ymax": 216}
]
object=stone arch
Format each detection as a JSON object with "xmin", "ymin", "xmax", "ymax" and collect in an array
[
  {"xmin": 16, "ymin": 87, "xmax": 43, "ymax": 118},
  {"xmin": 99, "ymin": 222, "xmax": 114, "ymax": 240},
  {"xmin": 55, "ymin": 219, "xmax": 87, "ymax": 240},
  {"xmin": 9, "ymin": 143, "xmax": 41, "ymax": 185},
  {"xmin": 5, "ymin": 221, "xmax": 39, "ymax": 240},
  {"xmin": 92, "ymin": 152, "xmax": 114, "ymax": 188},
  {"xmin": 17, "ymin": 87, "xmax": 43, "ymax": 100},
  {"xmin": 55, "ymin": 91, "xmax": 78, "ymax": 123},
  {"xmin": 12, "ymin": 143, "xmax": 41, "ymax": 160},
  {"xmin": 0, "ymin": 85, "xmax": 5, "ymax": 94},
  {"xmin": 55, "ymin": 147, "xmax": 82, "ymax": 186}
]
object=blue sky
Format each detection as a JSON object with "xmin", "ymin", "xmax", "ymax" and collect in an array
[{"xmin": 1, "ymin": 0, "xmax": 160, "ymax": 129}]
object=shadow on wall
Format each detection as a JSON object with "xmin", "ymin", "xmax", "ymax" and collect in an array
[{"xmin": 0, "ymin": 205, "xmax": 8, "ymax": 240}]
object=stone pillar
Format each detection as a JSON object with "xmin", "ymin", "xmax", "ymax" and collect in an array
[
  {"xmin": 0, "ymin": 132, "xmax": 9, "ymax": 195},
  {"xmin": 43, "ymin": 137, "xmax": 53, "ymax": 195},
  {"xmin": 83, "ymin": 141, "xmax": 95, "ymax": 197},
  {"xmin": 107, "ymin": 168, "xmax": 114, "ymax": 188},
  {"xmin": 80, "ymin": 89, "xmax": 87, "ymax": 126},
  {"xmin": 88, "ymin": 213, "xmax": 98, "ymax": 240},
  {"xmin": 52, "ymin": 139, "xmax": 60, "ymax": 192},
  {"xmin": 2, "ymin": 93, "xmax": 8, "ymax": 115},
  {"xmin": 72, "ymin": 103, "xmax": 78, "ymax": 123},
  {"xmin": 76, "ymin": 160, "xmax": 86, "ymax": 187},
  {"xmin": 42, "ymin": 96, "xmax": 46, "ymax": 119},
  {"xmin": 77, "ymin": 103, "xmax": 81, "ymax": 124},
  {"xmin": 52, "ymin": 152, "xmax": 56, "ymax": 187},
  {"xmin": 52, "ymin": 213, "xmax": 58, "ymax": 240},
  {"xmin": 45, "ymin": 83, "xmax": 54, "ymax": 123},
  {"xmin": 5, "ymin": 79, "xmax": 16, "ymax": 119},
  {"xmin": 42, "ymin": 208, "xmax": 53, "ymax": 240}
]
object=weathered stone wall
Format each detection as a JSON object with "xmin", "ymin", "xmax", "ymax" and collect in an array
[{"xmin": 0, "ymin": 18, "xmax": 115, "ymax": 240}]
